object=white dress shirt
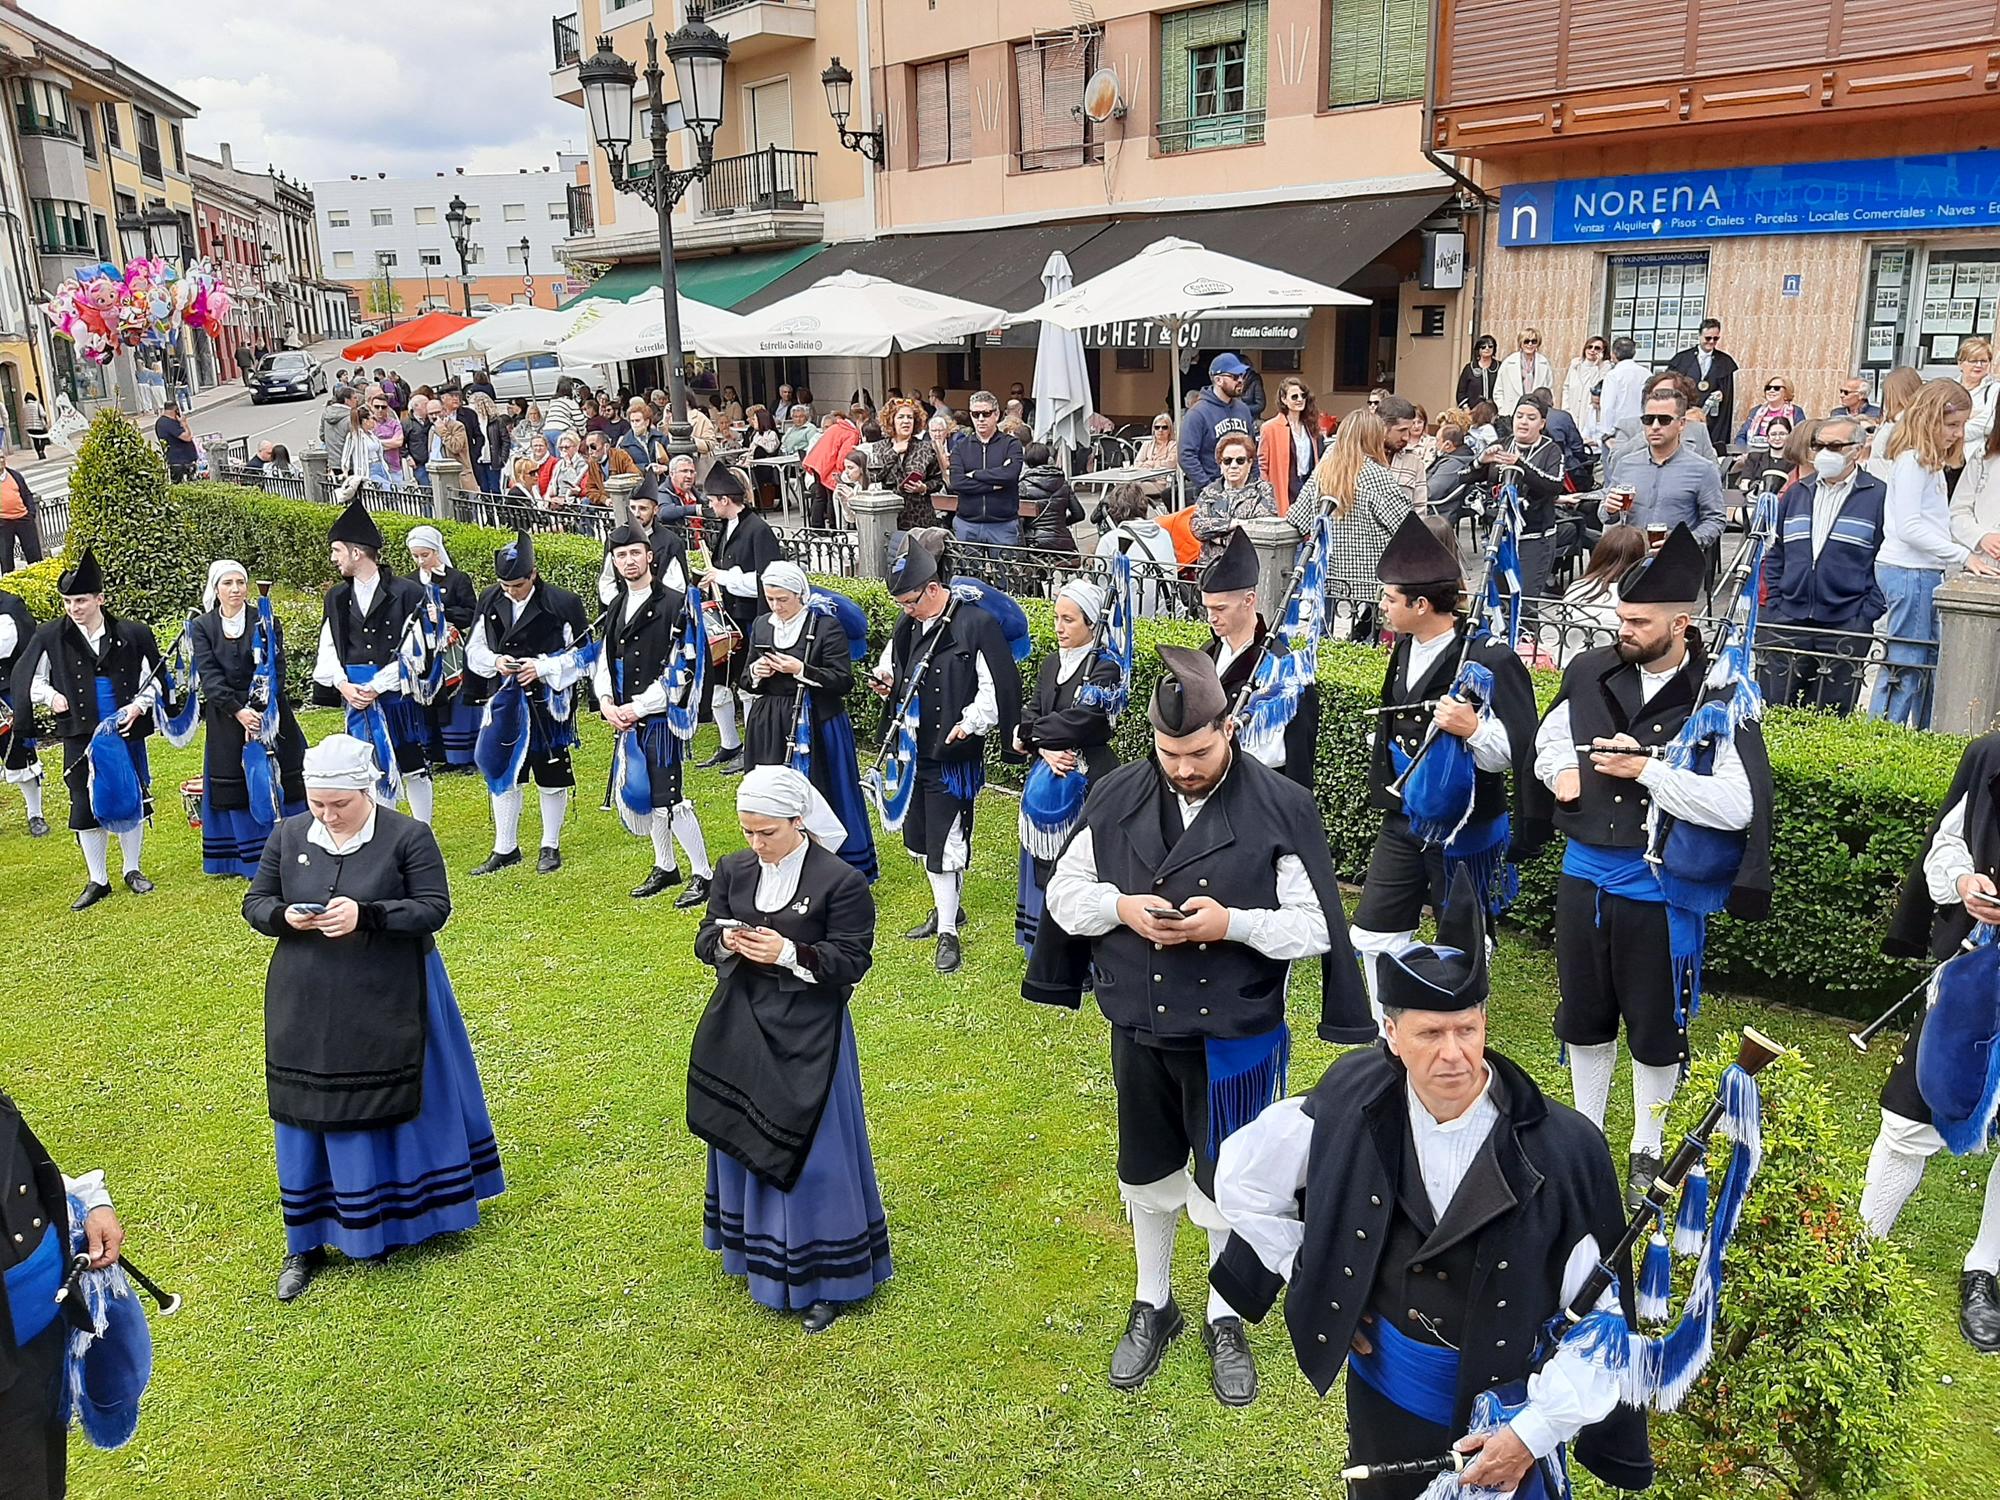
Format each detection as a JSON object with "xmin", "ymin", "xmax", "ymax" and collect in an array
[
  {"xmin": 312, "ymin": 570, "xmax": 383, "ymax": 688},
  {"xmin": 871, "ymin": 610, "xmax": 998, "ymax": 740},
  {"xmin": 1925, "ymin": 796, "xmax": 1976, "ymax": 906},
  {"xmin": 464, "ymin": 593, "xmax": 586, "ymax": 692},
  {"xmin": 747, "ymin": 836, "xmax": 815, "ymax": 981},
  {"xmin": 1808, "ymin": 474, "xmax": 1857, "ymax": 560},
  {"xmin": 1402, "ymin": 629, "xmax": 1513, "ymax": 774},
  {"xmin": 29, "ymin": 617, "xmax": 159, "ymax": 714},
  {"xmin": 591, "ymin": 581, "xmax": 677, "ymax": 717}
]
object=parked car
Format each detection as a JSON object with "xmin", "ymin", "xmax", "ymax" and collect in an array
[
  {"xmin": 468, "ymin": 301, "xmax": 502, "ymax": 316},
  {"xmin": 487, "ymin": 352, "xmax": 612, "ymax": 403},
  {"xmin": 353, "ymin": 320, "xmax": 383, "ymax": 339},
  {"xmin": 248, "ymin": 350, "xmax": 327, "ymax": 404}
]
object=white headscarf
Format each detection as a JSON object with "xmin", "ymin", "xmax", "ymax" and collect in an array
[
  {"xmin": 1057, "ymin": 578, "xmax": 1105, "ymax": 625},
  {"xmin": 736, "ymin": 765, "xmax": 846, "ymax": 852},
  {"xmin": 406, "ymin": 525, "xmax": 452, "ymax": 572},
  {"xmin": 203, "ymin": 558, "xmax": 248, "ymax": 613},
  {"xmin": 301, "ymin": 733, "xmax": 380, "ymax": 790},
  {"xmin": 762, "ymin": 560, "xmax": 810, "ymax": 598}
]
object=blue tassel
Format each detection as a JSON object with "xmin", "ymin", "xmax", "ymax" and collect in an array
[
  {"xmin": 1674, "ymin": 1164, "xmax": 1710, "ymax": 1256},
  {"xmin": 1205, "ymin": 1026, "xmax": 1290, "ymax": 1155},
  {"xmin": 1638, "ymin": 1231, "xmax": 1673, "ymax": 1323},
  {"xmin": 940, "ymin": 757, "xmax": 985, "ymax": 802},
  {"xmin": 85, "ymin": 722, "xmax": 147, "ymax": 835},
  {"xmin": 475, "ymin": 678, "xmax": 531, "ymax": 796}
]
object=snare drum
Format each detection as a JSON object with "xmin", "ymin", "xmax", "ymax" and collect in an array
[
  {"xmin": 180, "ymin": 776, "xmax": 205, "ymax": 829},
  {"xmin": 702, "ymin": 600, "xmax": 743, "ymax": 665}
]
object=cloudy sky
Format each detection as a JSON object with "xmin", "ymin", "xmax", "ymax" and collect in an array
[{"xmin": 32, "ymin": 0, "xmax": 586, "ymax": 183}]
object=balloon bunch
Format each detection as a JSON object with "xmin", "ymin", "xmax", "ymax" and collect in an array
[{"xmin": 43, "ymin": 257, "xmax": 236, "ymax": 366}]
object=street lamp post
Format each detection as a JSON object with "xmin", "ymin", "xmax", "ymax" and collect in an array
[
  {"xmin": 446, "ymin": 194, "xmax": 472, "ymax": 315},
  {"xmin": 518, "ymin": 235, "xmax": 531, "ymax": 303},
  {"xmin": 819, "ymin": 59, "xmax": 885, "ymax": 165},
  {"xmin": 578, "ymin": 21, "xmax": 730, "ymax": 458}
]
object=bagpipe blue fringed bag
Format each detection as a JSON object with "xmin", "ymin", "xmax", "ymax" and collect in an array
[
  {"xmin": 1020, "ymin": 556, "xmax": 1136, "ymax": 861},
  {"xmin": 866, "ymin": 584, "xmax": 994, "ymax": 832},
  {"xmin": 59, "ymin": 1194, "xmax": 152, "ymax": 1452},
  {"xmin": 664, "ymin": 593, "xmax": 708, "ymax": 742},
  {"xmin": 241, "ymin": 593, "xmax": 284, "ymax": 827},
  {"xmin": 1915, "ymin": 931, "xmax": 2000, "ymax": 1156},
  {"xmin": 475, "ymin": 676, "xmax": 531, "ymax": 797},
  {"xmin": 151, "ymin": 620, "xmax": 202, "ymax": 750},
  {"xmin": 1237, "ymin": 516, "xmax": 1333, "ymax": 764}
]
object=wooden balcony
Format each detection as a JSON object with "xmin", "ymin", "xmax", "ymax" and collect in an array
[{"xmin": 1430, "ymin": 0, "xmax": 2000, "ymax": 154}]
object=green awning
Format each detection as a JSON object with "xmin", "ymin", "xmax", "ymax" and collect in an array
[{"xmin": 559, "ymin": 243, "xmax": 827, "ymax": 310}]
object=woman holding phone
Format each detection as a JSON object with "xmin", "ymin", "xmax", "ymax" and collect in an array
[
  {"xmin": 243, "ymin": 734, "xmax": 504, "ymax": 1304},
  {"xmin": 686, "ymin": 766, "xmax": 890, "ymax": 1334}
]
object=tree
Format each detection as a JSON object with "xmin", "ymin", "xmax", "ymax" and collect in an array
[
  {"xmin": 365, "ymin": 269, "xmax": 402, "ymax": 321},
  {"xmin": 63, "ymin": 407, "xmax": 196, "ymax": 626}
]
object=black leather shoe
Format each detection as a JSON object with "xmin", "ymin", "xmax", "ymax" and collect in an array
[
  {"xmin": 1204, "ymin": 1316, "xmax": 1259, "ymax": 1406},
  {"xmin": 632, "ymin": 866, "xmax": 679, "ymax": 900},
  {"xmin": 698, "ymin": 747, "xmax": 736, "ymax": 769},
  {"xmin": 537, "ymin": 847, "xmax": 562, "ymax": 874},
  {"xmin": 1962, "ymin": 1271, "xmax": 2000, "ymax": 1354},
  {"xmin": 904, "ymin": 907, "xmax": 968, "ymax": 942},
  {"xmin": 72, "ymin": 881, "xmax": 113, "ymax": 911},
  {"xmin": 1109, "ymin": 1298, "xmax": 1184, "ymax": 1391},
  {"xmin": 276, "ymin": 1249, "xmax": 325, "ymax": 1303},
  {"xmin": 1626, "ymin": 1150, "xmax": 1664, "ymax": 1215},
  {"xmin": 26, "ymin": 816, "xmax": 48, "ymax": 837},
  {"xmin": 674, "ymin": 875, "xmax": 711, "ymax": 910},
  {"xmin": 123, "ymin": 871, "xmax": 154, "ymax": 895},
  {"xmin": 802, "ymin": 1300, "xmax": 842, "ymax": 1334},
  {"xmin": 469, "ymin": 849, "xmax": 523, "ymax": 877},
  {"xmin": 935, "ymin": 932, "xmax": 962, "ymax": 974},
  {"xmin": 720, "ymin": 754, "xmax": 748, "ymax": 776}
]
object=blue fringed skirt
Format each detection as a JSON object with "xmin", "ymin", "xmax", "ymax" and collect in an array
[
  {"xmin": 201, "ymin": 796, "xmax": 307, "ymax": 879},
  {"xmin": 703, "ymin": 1014, "xmax": 892, "ymax": 1311},
  {"xmin": 275, "ymin": 950, "xmax": 505, "ymax": 1257},
  {"xmin": 436, "ymin": 697, "xmax": 482, "ymax": 767}
]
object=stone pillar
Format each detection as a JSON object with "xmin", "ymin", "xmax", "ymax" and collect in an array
[
  {"xmin": 1932, "ymin": 572, "xmax": 2000, "ymax": 736},
  {"xmin": 1245, "ymin": 516, "xmax": 1302, "ymax": 628},
  {"xmin": 205, "ymin": 439, "xmax": 232, "ymax": 483},
  {"xmin": 850, "ymin": 488, "xmax": 902, "ymax": 583},
  {"xmin": 426, "ymin": 459, "xmax": 462, "ymax": 523},
  {"xmin": 302, "ymin": 443, "xmax": 330, "ymax": 506},
  {"xmin": 603, "ymin": 471, "xmax": 640, "ymax": 530}
]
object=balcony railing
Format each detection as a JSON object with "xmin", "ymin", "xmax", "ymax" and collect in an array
[
  {"xmin": 687, "ymin": 0, "xmax": 807, "ymax": 18},
  {"xmin": 1156, "ymin": 108, "xmax": 1265, "ymax": 156},
  {"xmin": 698, "ymin": 147, "xmax": 816, "ymax": 217},
  {"xmin": 566, "ymin": 182, "xmax": 594, "ymax": 238},
  {"xmin": 553, "ymin": 12, "xmax": 581, "ymax": 69}
]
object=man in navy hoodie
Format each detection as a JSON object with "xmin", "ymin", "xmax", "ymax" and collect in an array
[
  {"xmin": 947, "ymin": 391, "xmax": 1026, "ymax": 547},
  {"xmin": 1179, "ymin": 355, "xmax": 1254, "ymax": 493},
  {"xmin": 1757, "ymin": 414, "xmax": 1886, "ymax": 715}
]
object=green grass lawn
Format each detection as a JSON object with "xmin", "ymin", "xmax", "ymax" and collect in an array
[{"xmin": 4, "ymin": 712, "xmax": 1995, "ymax": 1498}]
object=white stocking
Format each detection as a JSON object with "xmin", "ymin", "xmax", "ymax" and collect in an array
[
  {"xmin": 671, "ymin": 802, "xmax": 711, "ymax": 878},
  {"xmin": 1630, "ymin": 1062, "xmax": 1681, "ymax": 1157},
  {"xmin": 1122, "ymin": 1174, "xmax": 1186, "ymax": 1311},
  {"xmin": 649, "ymin": 811, "xmax": 678, "ymax": 871},
  {"xmin": 1967, "ymin": 1154, "xmax": 2000, "ymax": 1275},
  {"xmin": 1860, "ymin": 1109, "xmax": 1943, "ymax": 1238},
  {"xmin": 78, "ymin": 827, "xmax": 109, "ymax": 885},
  {"xmin": 714, "ymin": 690, "xmax": 740, "ymax": 751},
  {"xmin": 118, "ymin": 824, "xmax": 144, "ymax": 875},
  {"xmin": 19, "ymin": 776, "xmax": 43, "ymax": 821},
  {"xmin": 490, "ymin": 788, "xmax": 524, "ymax": 855},
  {"xmin": 1205, "ymin": 1227, "xmax": 1240, "ymax": 1323},
  {"xmin": 404, "ymin": 772, "xmax": 435, "ymax": 825},
  {"xmin": 927, "ymin": 870, "xmax": 962, "ymax": 934},
  {"xmin": 538, "ymin": 787, "xmax": 570, "ymax": 850},
  {"xmin": 1349, "ymin": 925, "xmax": 1415, "ymax": 1029},
  {"xmin": 1567, "ymin": 1041, "xmax": 1617, "ymax": 1132}
]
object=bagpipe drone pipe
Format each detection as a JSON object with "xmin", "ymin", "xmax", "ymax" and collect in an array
[
  {"xmin": 607, "ymin": 588, "xmax": 707, "ymax": 836},
  {"xmin": 1018, "ymin": 554, "xmax": 1136, "ymax": 861},
  {"xmin": 48, "ymin": 1192, "xmax": 183, "ymax": 1454},
  {"xmin": 1348, "ymin": 1028, "xmax": 1787, "ymax": 1500},
  {"xmin": 240, "ymin": 583, "xmax": 285, "ymax": 828},
  {"xmin": 1233, "ymin": 513, "xmax": 1335, "ymax": 762}
]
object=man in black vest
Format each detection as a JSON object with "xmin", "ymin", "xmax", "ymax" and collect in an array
[
  {"xmin": 1859, "ymin": 731, "xmax": 2000, "ymax": 1353},
  {"xmin": 310, "ymin": 500, "xmax": 435, "ymax": 824},
  {"xmin": 1532, "ymin": 525, "xmax": 1771, "ymax": 1207},
  {"xmin": 1351, "ymin": 515, "xmax": 1545, "ymax": 1018},
  {"xmin": 696, "ymin": 466, "xmax": 779, "ymax": 776},
  {"xmin": 0, "ymin": 587, "xmax": 48, "ymax": 837},
  {"xmin": 0, "ymin": 1090, "xmax": 125, "ymax": 1499},
  {"xmin": 1208, "ymin": 870, "xmax": 1653, "ymax": 1499},
  {"xmin": 594, "ymin": 524, "xmax": 713, "ymax": 906},
  {"xmin": 596, "ymin": 490, "xmax": 688, "ymax": 608},
  {"xmin": 1027, "ymin": 646, "xmax": 1372, "ymax": 1408},
  {"xmin": 869, "ymin": 542, "xmax": 1019, "ymax": 975},
  {"xmin": 16, "ymin": 547, "xmax": 162, "ymax": 908},
  {"xmin": 464, "ymin": 532, "xmax": 592, "ymax": 877},
  {"xmin": 1198, "ymin": 529, "xmax": 1317, "ymax": 790}
]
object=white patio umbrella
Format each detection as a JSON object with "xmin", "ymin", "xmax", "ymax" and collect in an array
[
  {"xmin": 555, "ymin": 287, "xmax": 750, "ymax": 364},
  {"xmin": 694, "ymin": 269, "xmax": 1006, "ymax": 359},
  {"xmin": 1012, "ymin": 236, "xmax": 1370, "ymax": 460},
  {"xmin": 415, "ymin": 302, "xmax": 610, "ymax": 364},
  {"xmin": 1030, "ymin": 250, "xmax": 1094, "ymax": 467}
]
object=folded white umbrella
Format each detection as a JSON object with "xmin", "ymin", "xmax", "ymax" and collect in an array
[
  {"xmin": 556, "ymin": 288, "xmax": 749, "ymax": 364},
  {"xmin": 695, "ymin": 269, "xmax": 1006, "ymax": 359},
  {"xmin": 1031, "ymin": 250, "xmax": 1095, "ymax": 462}
]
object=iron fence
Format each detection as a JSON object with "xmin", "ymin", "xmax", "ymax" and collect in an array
[
  {"xmin": 34, "ymin": 493, "xmax": 69, "ymax": 553},
  {"xmin": 553, "ymin": 12, "xmax": 581, "ymax": 68},
  {"xmin": 699, "ymin": 148, "xmax": 818, "ymax": 217},
  {"xmin": 217, "ymin": 462, "xmax": 307, "ymax": 501},
  {"xmin": 454, "ymin": 494, "xmax": 614, "ymax": 541},
  {"xmin": 781, "ymin": 528, "xmax": 860, "ymax": 578}
]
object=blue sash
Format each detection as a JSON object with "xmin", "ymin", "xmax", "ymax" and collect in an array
[
  {"xmin": 3, "ymin": 1222, "xmax": 62, "ymax": 1348},
  {"xmin": 1348, "ymin": 1314, "xmax": 1460, "ymax": 1428},
  {"xmin": 1205, "ymin": 1024, "xmax": 1290, "ymax": 1156},
  {"xmin": 1562, "ymin": 840, "xmax": 1662, "ymax": 906}
]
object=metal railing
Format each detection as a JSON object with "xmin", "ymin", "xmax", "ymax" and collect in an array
[
  {"xmin": 687, "ymin": 0, "xmax": 809, "ymax": 17},
  {"xmin": 699, "ymin": 148, "xmax": 817, "ymax": 217},
  {"xmin": 34, "ymin": 493, "xmax": 69, "ymax": 554},
  {"xmin": 566, "ymin": 183, "xmax": 593, "ymax": 238},
  {"xmin": 217, "ymin": 462, "xmax": 307, "ymax": 501},
  {"xmin": 553, "ymin": 12, "xmax": 582, "ymax": 68},
  {"xmin": 1156, "ymin": 107, "xmax": 1265, "ymax": 155},
  {"xmin": 781, "ymin": 528, "xmax": 860, "ymax": 578}
]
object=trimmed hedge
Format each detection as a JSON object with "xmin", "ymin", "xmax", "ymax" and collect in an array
[
  {"xmin": 0, "ymin": 558, "xmax": 65, "ymax": 620},
  {"xmin": 813, "ymin": 575, "xmax": 1961, "ymax": 1005}
]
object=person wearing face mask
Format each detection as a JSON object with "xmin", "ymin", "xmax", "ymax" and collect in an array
[{"xmin": 1757, "ymin": 418, "xmax": 1888, "ymax": 716}]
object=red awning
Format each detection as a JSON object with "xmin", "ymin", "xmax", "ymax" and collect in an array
[{"xmin": 340, "ymin": 311, "xmax": 475, "ymax": 362}]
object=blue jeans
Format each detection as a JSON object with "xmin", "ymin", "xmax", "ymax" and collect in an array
[
  {"xmin": 953, "ymin": 517, "xmax": 1020, "ymax": 548},
  {"xmin": 1869, "ymin": 563, "xmax": 1941, "ymax": 728}
]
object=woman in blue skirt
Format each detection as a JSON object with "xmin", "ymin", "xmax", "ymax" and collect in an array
[
  {"xmin": 687, "ymin": 766, "xmax": 890, "ymax": 1332},
  {"xmin": 739, "ymin": 560, "xmax": 877, "ymax": 881},
  {"xmin": 190, "ymin": 559, "xmax": 307, "ymax": 877},
  {"xmin": 405, "ymin": 526, "xmax": 480, "ymax": 771},
  {"xmin": 243, "ymin": 734, "xmax": 504, "ymax": 1302}
]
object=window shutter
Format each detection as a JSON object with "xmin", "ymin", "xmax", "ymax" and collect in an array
[
  {"xmin": 1042, "ymin": 37, "xmax": 1090, "ymax": 163},
  {"xmin": 916, "ymin": 60, "xmax": 949, "ymax": 167},
  {"xmin": 1015, "ymin": 42, "xmax": 1045, "ymax": 162},
  {"xmin": 947, "ymin": 55, "xmax": 972, "ymax": 163},
  {"xmin": 1327, "ymin": 0, "xmax": 1385, "ymax": 106},
  {"xmin": 1382, "ymin": 0, "xmax": 1429, "ymax": 101}
]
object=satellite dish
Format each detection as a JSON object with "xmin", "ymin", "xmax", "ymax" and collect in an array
[{"xmin": 1080, "ymin": 67, "xmax": 1125, "ymax": 124}]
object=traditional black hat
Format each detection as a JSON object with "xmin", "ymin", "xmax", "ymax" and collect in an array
[
  {"xmin": 1619, "ymin": 523, "xmax": 1705, "ymax": 605},
  {"xmin": 58, "ymin": 545, "xmax": 103, "ymax": 597},
  {"xmin": 495, "ymin": 531, "xmax": 536, "ymax": 582},
  {"xmin": 1378, "ymin": 866, "xmax": 1489, "ymax": 1013},
  {"xmin": 604, "ymin": 523, "xmax": 647, "ymax": 552},
  {"xmin": 703, "ymin": 465, "xmax": 747, "ymax": 500},
  {"xmin": 1148, "ymin": 644, "xmax": 1229, "ymax": 735},
  {"xmin": 328, "ymin": 498, "xmax": 383, "ymax": 551},
  {"xmin": 888, "ymin": 540, "xmax": 938, "ymax": 596},
  {"xmin": 1199, "ymin": 526, "xmax": 1259, "ymax": 596},
  {"xmin": 1376, "ymin": 512, "xmax": 1462, "ymax": 588}
]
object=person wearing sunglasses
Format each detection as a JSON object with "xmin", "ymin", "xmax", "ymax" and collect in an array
[
  {"xmin": 1492, "ymin": 327, "xmax": 1555, "ymax": 416},
  {"xmin": 1828, "ymin": 378, "xmax": 1883, "ymax": 423},
  {"xmin": 1599, "ymin": 388, "xmax": 1727, "ymax": 553},
  {"xmin": 1455, "ymin": 334, "xmax": 1500, "ymax": 409},
  {"xmin": 1734, "ymin": 376, "xmax": 1805, "ymax": 456},
  {"xmin": 1189, "ymin": 432, "xmax": 1281, "ymax": 567},
  {"xmin": 1758, "ymin": 416, "xmax": 1889, "ymax": 715},
  {"xmin": 1134, "ymin": 415, "xmax": 1179, "ymax": 504},
  {"xmin": 1665, "ymin": 318, "xmax": 1738, "ymax": 450},
  {"xmin": 1560, "ymin": 335, "xmax": 1610, "ymax": 435}
]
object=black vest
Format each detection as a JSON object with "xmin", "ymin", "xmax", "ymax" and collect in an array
[
  {"xmin": 1370, "ymin": 628, "xmax": 1509, "ymax": 823},
  {"xmin": 713, "ymin": 512, "xmax": 779, "ymax": 632},
  {"xmin": 465, "ymin": 581, "xmax": 589, "ymax": 706},
  {"xmin": 604, "ymin": 582, "xmax": 686, "ymax": 708},
  {"xmin": 1552, "ymin": 644, "xmax": 1702, "ymax": 850},
  {"xmin": 1366, "ymin": 1100, "xmax": 1500, "ymax": 1356},
  {"xmin": 26, "ymin": 613, "xmax": 160, "ymax": 741},
  {"xmin": 890, "ymin": 603, "xmax": 993, "ymax": 764},
  {"xmin": 325, "ymin": 571, "xmax": 424, "ymax": 669},
  {"xmin": 745, "ymin": 610, "xmax": 850, "ymax": 729},
  {"xmin": 0, "ymin": 1095, "xmax": 87, "ymax": 1383}
]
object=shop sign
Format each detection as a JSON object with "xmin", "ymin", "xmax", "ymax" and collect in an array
[
  {"xmin": 1499, "ymin": 150, "xmax": 2000, "ymax": 247},
  {"xmin": 1078, "ymin": 309, "xmax": 1309, "ymax": 350}
]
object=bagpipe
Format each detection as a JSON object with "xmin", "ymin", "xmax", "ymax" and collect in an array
[
  {"xmin": 782, "ymin": 589, "xmax": 871, "ymax": 779},
  {"xmin": 610, "ymin": 588, "xmax": 708, "ymax": 836},
  {"xmin": 1233, "ymin": 514, "xmax": 1334, "ymax": 764},
  {"xmin": 476, "ymin": 606, "xmax": 608, "ymax": 800},
  {"xmin": 345, "ymin": 584, "xmax": 458, "ymax": 805},
  {"xmin": 1847, "ymin": 929, "xmax": 1983, "ymax": 1053},
  {"xmin": 241, "ymin": 583, "xmax": 286, "ymax": 829},
  {"xmin": 50, "ymin": 1194, "xmax": 182, "ymax": 1454},
  {"xmin": 1363, "ymin": 1027, "xmax": 1786, "ymax": 1499},
  {"xmin": 1018, "ymin": 555, "xmax": 1135, "ymax": 861},
  {"xmin": 1910, "ymin": 925, "xmax": 2000, "ymax": 1156},
  {"xmin": 84, "ymin": 617, "xmax": 202, "ymax": 837}
]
